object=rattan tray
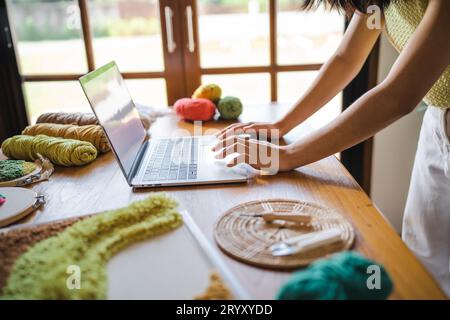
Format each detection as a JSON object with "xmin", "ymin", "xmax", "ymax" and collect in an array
[{"xmin": 214, "ymin": 199, "xmax": 355, "ymax": 270}]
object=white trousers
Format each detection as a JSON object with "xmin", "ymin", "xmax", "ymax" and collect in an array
[{"xmin": 403, "ymin": 106, "xmax": 450, "ymax": 297}]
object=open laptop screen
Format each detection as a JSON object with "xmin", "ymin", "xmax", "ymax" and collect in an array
[{"xmin": 79, "ymin": 62, "xmax": 146, "ymax": 179}]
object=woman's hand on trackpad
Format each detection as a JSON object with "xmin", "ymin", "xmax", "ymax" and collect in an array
[
  {"xmin": 215, "ymin": 122, "xmax": 283, "ymax": 141},
  {"xmin": 211, "ymin": 135, "xmax": 293, "ymax": 174}
]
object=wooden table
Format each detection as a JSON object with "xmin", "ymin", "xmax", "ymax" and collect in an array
[{"xmin": 2, "ymin": 103, "xmax": 446, "ymax": 299}]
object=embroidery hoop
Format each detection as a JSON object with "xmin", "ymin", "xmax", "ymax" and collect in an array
[
  {"xmin": 0, "ymin": 187, "xmax": 45, "ymax": 227},
  {"xmin": 0, "ymin": 154, "xmax": 54, "ymax": 187}
]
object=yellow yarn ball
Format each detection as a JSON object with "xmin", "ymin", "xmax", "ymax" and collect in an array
[
  {"xmin": 1, "ymin": 134, "xmax": 98, "ymax": 166},
  {"xmin": 192, "ymin": 83, "xmax": 222, "ymax": 102}
]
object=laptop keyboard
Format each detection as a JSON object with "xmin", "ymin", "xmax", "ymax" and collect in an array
[{"xmin": 143, "ymin": 137, "xmax": 199, "ymax": 181}]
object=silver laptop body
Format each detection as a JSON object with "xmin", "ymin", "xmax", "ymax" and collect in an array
[{"xmin": 79, "ymin": 61, "xmax": 248, "ymax": 188}]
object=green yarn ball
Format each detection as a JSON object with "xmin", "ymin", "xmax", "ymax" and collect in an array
[
  {"xmin": 217, "ymin": 96, "xmax": 243, "ymax": 120},
  {"xmin": 276, "ymin": 251, "xmax": 393, "ymax": 300}
]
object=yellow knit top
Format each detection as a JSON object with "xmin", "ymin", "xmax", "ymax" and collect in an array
[{"xmin": 384, "ymin": 0, "xmax": 450, "ymax": 108}]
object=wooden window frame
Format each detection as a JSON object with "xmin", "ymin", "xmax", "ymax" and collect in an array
[
  {"xmin": 18, "ymin": 0, "xmax": 329, "ymax": 105},
  {"xmin": 341, "ymin": 37, "xmax": 379, "ymax": 194}
]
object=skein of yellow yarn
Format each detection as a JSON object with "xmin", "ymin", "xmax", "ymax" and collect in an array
[
  {"xmin": 22, "ymin": 123, "xmax": 110, "ymax": 153},
  {"xmin": 1, "ymin": 135, "xmax": 97, "ymax": 166}
]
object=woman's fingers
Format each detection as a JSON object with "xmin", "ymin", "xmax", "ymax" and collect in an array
[
  {"xmin": 215, "ymin": 142, "xmax": 249, "ymax": 159},
  {"xmin": 243, "ymin": 124, "xmax": 280, "ymax": 140},
  {"xmin": 226, "ymin": 151, "xmax": 260, "ymax": 168},
  {"xmin": 216, "ymin": 122, "xmax": 251, "ymax": 139},
  {"xmin": 215, "ymin": 123, "xmax": 240, "ymax": 137},
  {"xmin": 241, "ymin": 124, "xmax": 262, "ymax": 139},
  {"xmin": 212, "ymin": 135, "xmax": 247, "ymax": 152},
  {"xmin": 213, "ymin": 134, "xmax": 281, "ymax": 170},
  {"xmin": 226, "ymin": 153, "xmax": 247, "ymax": 167},
  {"xmin": 215, "ymin": 139, "xmax": 264, "ymax": 169},
  {"xmin": 217, "ymin": 126, "xmax": 247, "ymax": 140},
  {"xmin": 242, "ymin": 123, "xmax": 263, "ymax": 132},
  {"xmin": 215, "ymin": 122, "xmax": 277, "ymax": 142}
]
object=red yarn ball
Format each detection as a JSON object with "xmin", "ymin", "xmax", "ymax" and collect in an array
[{"xmin": 174, "ymin": 98, "xmax": 216, "ymax": 121}]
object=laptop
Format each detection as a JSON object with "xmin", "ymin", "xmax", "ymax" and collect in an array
[{"xmin": 79, "ymin": 61, "xmax": 248, "ymax": 188}]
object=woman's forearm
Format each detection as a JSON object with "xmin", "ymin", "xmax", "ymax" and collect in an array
[
  {"xmin": 282, "ymin": 0, "xmax": 450, "ymax": 170},
  {"xmin": 276, "ymin": 13, "xmax": 383, "ymax": 136},
  {"xmin": 283, "ymin": 84, "xmax": 416, "ymax": 169},
  {"xmin": 276, "ymin": 54, "xmax": 362, "ymax": 135}
]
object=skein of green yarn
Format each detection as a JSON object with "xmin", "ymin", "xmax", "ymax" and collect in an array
[
  {"xmin": 1, "ymin": 134, "xmax": 97, "ymax": 166},
  {"xmin": 217, "ymin": 96, "xmax": 243, "ymax": 120},
  {"xmin": 22, "ymin": 123, "xmax": 110, "ymax": 153},
  {"xmin": 276, "ymin": 251, "xmax": 393, "ymax": 300}
]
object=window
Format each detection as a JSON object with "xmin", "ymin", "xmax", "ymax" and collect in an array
[
  {"xmin": 7, "ymin": 0, "xmax": 344, "ymax": 127},
  {"xmin": 7, "ymin": 0, "xmax": 168, "ymax": 123}
]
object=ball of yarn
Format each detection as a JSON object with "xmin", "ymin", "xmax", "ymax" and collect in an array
[
  {"xmin": 1, "ymin": 135, "xmax": 98, "ymax": 167},
  {"xmin": 276, "ymin": 251, "xmax": 393, "ymax": 300},
  {"xmin": 36, "ymin": 107, "xmax": 157, "ymax": 130},
  {"xmin": 36, "ymin": 112, "xmax": 98, "ymax": 126},
  {"xmin": 217, "ymin": 96, "xmax": 243, "ymax": 120},
  {"xmin": 22, "ymin": 123, "xmax": 110, "ymax": 153},
  {"xmin": 192, "ymin": 84, "xmax": 222, "ymax": 102},
  {"xmin": 174, "ymin": 98, "xmax": 216, "ymax": 121}
]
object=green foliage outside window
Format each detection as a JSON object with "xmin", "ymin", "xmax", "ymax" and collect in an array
[{"xmin": 9, "ymin": 0, "xmax": 303, "ymax": 41}]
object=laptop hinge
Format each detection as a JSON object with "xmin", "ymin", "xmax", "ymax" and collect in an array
[{"xmin": 127, "ymin": 139, "xmax": 149, "ymax": 186}]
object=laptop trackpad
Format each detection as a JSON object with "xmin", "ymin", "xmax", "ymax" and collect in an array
[
  {"xmin": 200, "ymin": 145, "xmax": 247, "ymax": 179},
  {"xmin": 215, "ymin": 157, "xmax": 255, "ymax": 175}
]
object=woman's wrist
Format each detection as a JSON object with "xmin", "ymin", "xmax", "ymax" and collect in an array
[
  {"xmin": 274, "ymin": 119, "xmax": 289, "ymax": 137},
  {"xmin": 279, "ymin": 144, "xmax": 301, "ymax": 171}
]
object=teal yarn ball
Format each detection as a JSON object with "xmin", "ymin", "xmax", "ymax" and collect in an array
[
  {"xmin": 217, "ymin": 96, "xmax": 243, "ymax": 120},
  {"xmin": 276, "ymin": 251, "xmax": 393, "ymax": 300}
]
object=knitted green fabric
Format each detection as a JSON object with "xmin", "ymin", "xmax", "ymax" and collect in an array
[
  {"xmin": 0, "ymin": 160, "xmax": 36, "ymax": 182},
  {"xmin": 276, "ymin": 251, "xmax": 393, "ymax": 300},
  {"xmin": 2, "ymin": 194, "xmax": 183, "ymax": 299}
]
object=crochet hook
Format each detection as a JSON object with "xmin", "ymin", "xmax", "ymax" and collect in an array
[
  {"xmin": 240, "ymin": 213, "xmax": 312, "ymax": 224},
  {"xmin": 270, "ymin": 229, "xmax": 342, "ymax": 257}
]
